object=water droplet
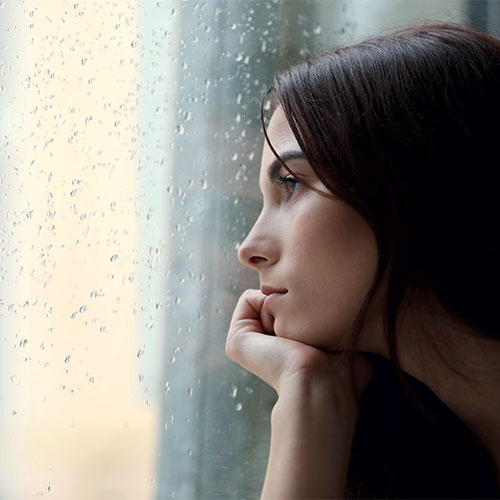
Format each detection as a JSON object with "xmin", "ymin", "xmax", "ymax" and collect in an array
[
  {"xmin": 137, "ymin": 348, "xmax": 144, "ymax": 358},
  {"xmin": 64, "ymin": 355, "xmax": 71, "ymax": 364},
  {"xmin": 110, "ymin": 254, "xmax": 118, "ymax": 262},
  {"xmin": 188, "ymin": 387, "xmax": 193, "ymax": 397},
  {"xmin": 230, "ymin": 385, "xmax": 238, "ymax": 398},
  {"xmin": 175, "ymin": 297, "xmax": 181, "ymax": 304},
  {"xmin": 235, "ymin": 402, "xmax": 242, "ymax": 411},
  {"xmin": 201, "ymin": 179, "xmax": 208, "ymax": 190},
  {"xmin": 187, "ymin": 449, "xmax": 192, "ymax": 456},
  {"xmin": 313, "ymin": 24, "xmax": 322, "ymax": 34}
]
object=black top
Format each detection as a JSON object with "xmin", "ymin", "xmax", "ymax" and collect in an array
[{"xmin": 346, "ymin": 353, "xmax": 500, "ymax": 499}]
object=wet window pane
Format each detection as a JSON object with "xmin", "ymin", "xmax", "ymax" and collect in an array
[{"xmin": 0, "ymin": 1, "xmax": 498, "ymax": 499}]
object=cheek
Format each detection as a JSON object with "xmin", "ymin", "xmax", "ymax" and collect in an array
[
  {"xmin": 279, "ymin": 202, "xmax": 378, "ymax": 344},
  {"xmin": 307, "ymin": 202, "xmax": 376, "ymax": 287}
]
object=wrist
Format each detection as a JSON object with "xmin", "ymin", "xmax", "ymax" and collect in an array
[
  {"xmin": 275, "ymin": 368, "xmax": 361, "ymax": 423},
  {"xmin": 266, "ymin": 377, "xmax": 358, "ymax": 500}
]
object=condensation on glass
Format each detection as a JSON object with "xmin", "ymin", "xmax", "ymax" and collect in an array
[{"xmin": 0, "ymin": 1, "xmax": 498, "ymax": 499}]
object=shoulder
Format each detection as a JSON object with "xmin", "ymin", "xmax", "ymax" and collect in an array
[{"xmin": 346, "ymin": 354, "xmax": 500, "ymax": 499}]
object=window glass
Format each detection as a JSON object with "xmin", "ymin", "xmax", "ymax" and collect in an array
[{"xmin": 0, "ymin": 1, "xmax": 497, "ymax": 499}]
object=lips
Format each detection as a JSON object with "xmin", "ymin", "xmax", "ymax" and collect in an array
[
  {"xmin": 261, "ymin": 285, "xmax": 287, "ymax": 311},
  {"xmin": 261, "ymin": 285, "xmax": 287, "ymax": 296}
]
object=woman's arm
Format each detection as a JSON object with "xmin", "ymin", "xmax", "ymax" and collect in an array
[
  {"xmin": 262, "ymin": 377, "xmax": 359, "ymax": 499},
  {"xmin": 226, "ymin": 289, "xmax": 373, "ymax": 499}
]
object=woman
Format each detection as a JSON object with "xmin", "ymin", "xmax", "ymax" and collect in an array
[{"xmin": 225, "ymin": 23, "xmax": 500, "ymax": 499}]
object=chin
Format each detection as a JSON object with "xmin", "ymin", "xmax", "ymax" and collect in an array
[
  {"xmin": 273, "ymin": 320, "xmax": 310, "ymax": 344},
  {"xmin": 272, "ymin": 318, "xmax": 292, "ymax": 339}
]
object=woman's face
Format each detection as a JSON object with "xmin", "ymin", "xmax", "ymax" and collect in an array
[{"xmin": 238, "ymin": 107, "xmax": 382, "ymax": 352}]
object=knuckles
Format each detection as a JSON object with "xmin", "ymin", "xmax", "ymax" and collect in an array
[
  {"xmin": 225, "ymin": 335, "xmax": 238, "ymax": 361},
  {"xmin": 225, "ymin": 288, "xmax": 262, "ymax": 362},
  {"xmin": 239, "ymin": 288, "xmax": 261, "ymax": 302}
]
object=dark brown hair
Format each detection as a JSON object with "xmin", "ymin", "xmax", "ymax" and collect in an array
[{"xmin": 261, "ymin": 23, "xmax": 500, "ymax": 498}]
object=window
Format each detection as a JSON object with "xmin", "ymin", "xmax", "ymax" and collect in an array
[{"xmin": 0, "ymin": 1, "xmax": 497, "ymax": 499}]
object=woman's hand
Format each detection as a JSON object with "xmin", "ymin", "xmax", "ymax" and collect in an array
[
  {"xmin": 225, "ymin": 288, "xmax": 373, "ymax": 409},
  {"xmin": 225, "ymin": 289, "xmax": 374, "ymax": 499}
]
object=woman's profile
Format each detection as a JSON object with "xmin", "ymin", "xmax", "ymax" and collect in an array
[{"xmin": 226, "ymin": 22, "xmax": 500, "ymax": 499}]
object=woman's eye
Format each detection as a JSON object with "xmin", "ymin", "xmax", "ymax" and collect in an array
[{"xmin": 277, "ymin": 174, "xmax": 301, "ymax": 199}]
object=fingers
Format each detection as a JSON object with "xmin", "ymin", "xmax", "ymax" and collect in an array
[
  {"xmin": 226, "ymin": 289, "xmax": 375, "ymax": 400},
  {"xmin": 226, "ymin": 289, "xmax": 283, "ymax": 389},
  {"xmin": 228, "ymin": 288, "xmax": 266, "ymax": 333},
  {"xmin": 260, "ymin": 308, "xmax": 275, "ymax": 334}
]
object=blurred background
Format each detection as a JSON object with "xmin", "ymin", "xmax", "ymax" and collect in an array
[{"xmin": 0, "ymin": 1, "xmax": 499, "ymax": 499}]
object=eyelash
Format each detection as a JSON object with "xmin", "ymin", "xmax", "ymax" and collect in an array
[{"xmin": 276, "ymin": 174, "xmax": 301, "ymax": 199}]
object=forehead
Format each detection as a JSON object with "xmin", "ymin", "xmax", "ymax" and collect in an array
[{"xmin": 259, "ymin": 107, "xmax": 302, "ymax": 185}]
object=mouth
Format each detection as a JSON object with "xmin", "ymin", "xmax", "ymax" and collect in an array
[
  {"xmin": 261, "ymin": 285, "xmax": 288, "ymax": 296},
  {"xmin": 261, "ymin": 285, "xmax": 287, "ymax": 311}
]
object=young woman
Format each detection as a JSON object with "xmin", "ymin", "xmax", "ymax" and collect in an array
[{"xmin": 226, "ymin": 23, "xmax": 500, "ymax": 499}]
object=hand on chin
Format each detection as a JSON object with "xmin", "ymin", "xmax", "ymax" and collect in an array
[{"xmin": 260, "ymin": 308, "xmax": 275, "ymax": 335}]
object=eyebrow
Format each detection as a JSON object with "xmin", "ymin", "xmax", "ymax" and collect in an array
[{"xmin": 267, "ymin": 150, "xmax": 306, "ymax": 182}]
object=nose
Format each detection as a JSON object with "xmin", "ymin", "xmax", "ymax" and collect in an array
[{"xmin": 237, "ymin": 215, "xmax": 278, "ymax": 270}]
